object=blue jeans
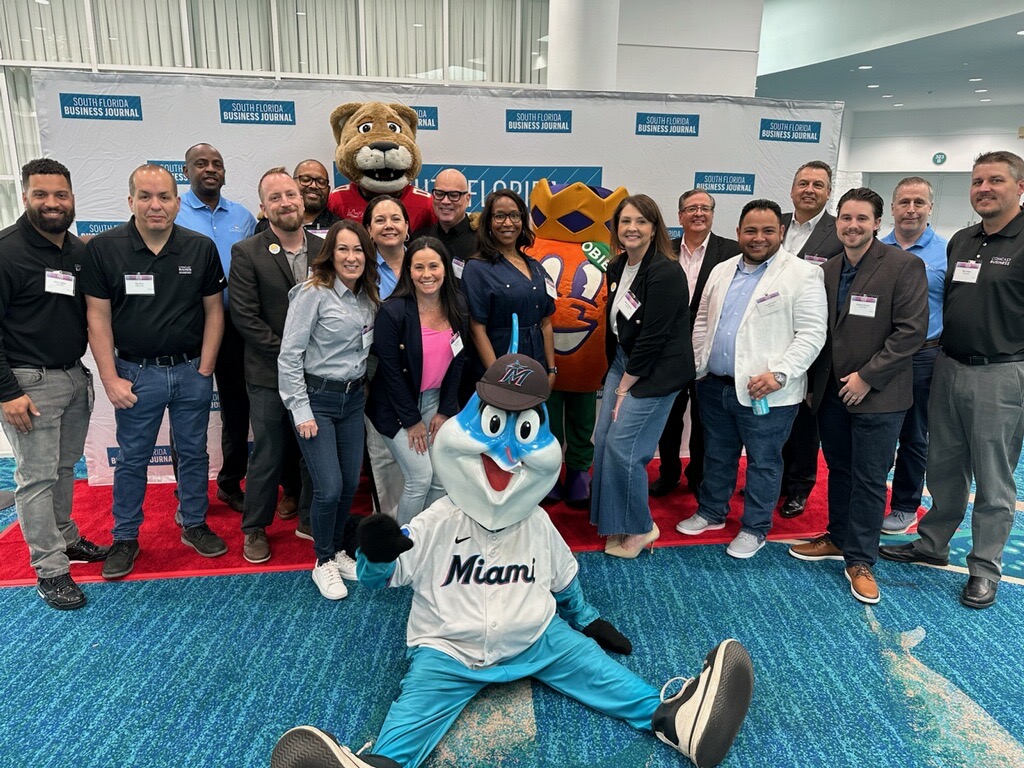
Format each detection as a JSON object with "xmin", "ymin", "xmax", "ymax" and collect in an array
[
  {"xmin": 696, "ymin": 376, "xmax": 797, "ymax": 538},
  {"xmin": 890, "ymin": 345, "xmax": 939, "ymax": 514},
  {"xmin": 295, "ymin": 383, "xmax": 365, "ymax": 563},
  {"xmin": 817, "ymin": 381, "xmax": 904, "ymax": 566},
  {"xmin": 381, "ymin": 388, "xmax": 445, "ymax": 526},
  {"xmin": 112, "ymin": 357, "xmax": 213, "ymax": 540},
  {"xmin": 590, "ymin": 347, "xmax": 677, "ymax": 536}
]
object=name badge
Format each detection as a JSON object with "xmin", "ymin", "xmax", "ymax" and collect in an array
[
  {"xmin": 450, "ymin": 331, "xmax": 464, "ymax": 357},
  {"xmin": 755, "ymin": 291, "xmax": 781, "ymax": 313},
  {"xmin": 124, "ymin": 273, "xmax": 155, "ymax": 295},
  {"xmin": 361, "ymin": 324, "xmax": 374, "ymax": 349},
  {"xmin": 952, "ymin": 261, "xmax": 981, "ymax": 283},
  {"xmin": 849, "ymin": 293, "xmax": 877, "ymax": 318},
  {"xmin": 805, "ymin": 254, "xmax": 827, "ymax": 267},
  {"xmin": 452, "ymin": 258, "xmax": 465, "ymax": 280},
  {"xmin": 544, "ymin": 274, "xmax": 558, "ymax": 299},
  {"xmin": 620, "ymin": 290, "xmax": 641, "ymax": 320},
  {"xmin": 306, "ymin": 228, "xmax": 329, "ymax": 239},
  {"xmin": 44, "ymin": 269, "xmax": 76, "ymax": 296}
]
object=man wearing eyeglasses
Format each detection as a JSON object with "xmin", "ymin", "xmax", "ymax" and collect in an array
[
  {"xmin": 650, "ymin": 188, "xmax": 739, "ymax": 500},
  {"xmin": 412, "ymin": 168, "xmax": 476, "ymax": 275},
  {"xmin": 256, "ymin": 159, "xmax": 339, "ymax": 238}
]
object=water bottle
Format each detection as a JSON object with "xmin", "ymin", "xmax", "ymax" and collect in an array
[{"xmin": 749, "ymin": 377, "xmax": 770, "ymax": 416}]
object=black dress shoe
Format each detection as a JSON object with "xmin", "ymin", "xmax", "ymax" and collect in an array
[
  {"xmin": 779, "ymin": 495, "xmax": 807, "ymax": 518},
  {"xmin": 649, "ymin": 477, "xmax": 680, "ymax": 497},
  {"xmin": 960, "ymin": 576, "xmax": 998, "ymax": 609},
  {"xmin": 216, "ymin": 488, "xmax": 245, "ymax": 513},
  {"xmin": 878, "ymin": 542, "xmax": 949, "ymax": 566}
]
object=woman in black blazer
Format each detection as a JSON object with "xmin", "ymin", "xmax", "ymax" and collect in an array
[
  {"xmin": 590, "ymin": 195, "xmax": 695, "ymax": 558},
  {"xmin": 366, "ymin": 237, "xmax": 467, "ymax": 524}
]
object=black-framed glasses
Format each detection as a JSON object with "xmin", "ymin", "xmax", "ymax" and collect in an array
[
  {"xmin": 432, "ymin": 189, "xmax": 468, "ymax": 202},
  {"xmin": 295, "ymin": 174, "xmax": 329, "ymax": 189},
  {"xmin": 492, "ymin": 212, "xmax": 522, "ymax": 224}
]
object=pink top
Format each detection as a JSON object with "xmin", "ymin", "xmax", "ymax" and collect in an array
[{"xmin": 420, "ymin": 327, "xmax": 454, "ymax": 392}]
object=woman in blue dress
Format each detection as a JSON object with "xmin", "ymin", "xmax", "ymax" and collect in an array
[{"xmin": 461, "ymin": 189, "xmax": 556, "ymax": 387}]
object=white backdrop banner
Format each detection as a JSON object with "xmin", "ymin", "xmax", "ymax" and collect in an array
[{"xmin": 34, "ymin": 71, "xmax": 843, "ymax": 485}]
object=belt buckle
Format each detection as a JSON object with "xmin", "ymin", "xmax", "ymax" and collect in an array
[{"xmin": 970, "ymin": 355, "xmax": 988, "ymax": 366}]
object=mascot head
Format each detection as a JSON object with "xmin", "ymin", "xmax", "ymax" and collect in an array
[
  {"xmin": 329, "ymin": 102, "xmax": 423, "ymax": 195},
  {"xmin": 432, "ymin": 319, "xmax": 562, "ymax": 530}
]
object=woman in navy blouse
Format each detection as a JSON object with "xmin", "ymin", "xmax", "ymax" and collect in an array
[{"xmin": 461, "ymin": 190, "xmax": 556, "ymax": 386}]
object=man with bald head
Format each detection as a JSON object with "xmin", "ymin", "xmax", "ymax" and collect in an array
[
  {"xmin": 256, "ymin": 159, "xmax": 339, "ymax": 238},
  {"xmin": 412, "ymin": 168, "xmax": 476, "ymax": 270}
]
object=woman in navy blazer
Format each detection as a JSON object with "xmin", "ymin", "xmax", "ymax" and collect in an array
[
  {"xmin": 366, "ymin": 237, "xmax": 467, "ymax": 524},
  {"xmin": 590, "ymin": 195, "xmax": 695, "ymax": 558}
]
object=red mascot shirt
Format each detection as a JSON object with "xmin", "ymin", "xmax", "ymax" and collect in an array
[{"xmin": 327, "ymin": 184, "xmax": 436, "ymax": 232}]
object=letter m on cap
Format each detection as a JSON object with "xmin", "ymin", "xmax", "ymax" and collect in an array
[{"xmin": 499, "ymin": 359, "xmax": 533, "ymax": 388}]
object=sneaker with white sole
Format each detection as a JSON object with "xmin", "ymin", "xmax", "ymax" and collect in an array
[
  {"xmin": 271, "ymin": 726, "xmax": 400, "ymax": 768},
  {"xmin": 881, "ymin": 509, "xmax": 916, "ymax": 535},
  {"xmin": 652, "ymin": 638, "xmax": 754, "ymax": 768},
  {"xmin": 333, "ymin": 550, "xmax": 358, "ymax": 580},
  {"xmin": 312, "ymin": 560, "xmax": 348, "ymax": 600},
  {"xmin": 726, "ymin": 531, "xmax": 765, "ymax": 559},
  {"xmin": 676, "ymin": 514, "xmax": 726, "ymax": 536}
]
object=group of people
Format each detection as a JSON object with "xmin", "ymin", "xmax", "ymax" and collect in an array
[{"xmin": 2, "ymin": 144, "xmax": 1022, "ymax": 616}]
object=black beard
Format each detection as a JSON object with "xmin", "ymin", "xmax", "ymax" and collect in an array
[
  {"xmin": 27, "ymin": 204, "xmax": 75, "ymax": 234},
  {"xmin": 303, "ymin": 197, "xmax": 326, "ymax": 216}
]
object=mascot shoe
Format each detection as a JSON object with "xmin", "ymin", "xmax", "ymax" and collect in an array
[
  {"xmin": 651, "ymin": 639, "xmax": 754, "ymax": 768},
  {"xmin": 271, "ymin": 726, "xmax": 399, "ymax": 768}
]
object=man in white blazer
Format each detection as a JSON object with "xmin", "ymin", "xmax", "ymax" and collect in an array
[{"xmin": 676, "ymin": 199, "xmax": 827, "ymax": 558}]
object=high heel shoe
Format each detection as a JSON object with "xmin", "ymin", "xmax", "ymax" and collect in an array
[
  {"xmin": 606, "ymin": 523, "xmax": 660, "ymax": 559},
  {"xmin": 604, "ymin": 534, "xmax": 624, "ymax": 553}
]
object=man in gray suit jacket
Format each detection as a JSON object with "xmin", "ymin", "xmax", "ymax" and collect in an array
[
  {"xmin": 788, "ymin": 188, "xmax": 927, "ymax": 606},
  {"xmin": 778, "ymin": 161, "xmax": 845, "ymax": 518},
  {"xmin": 230, "ymin": 168, "xmax": 324, "ymax": 564}
]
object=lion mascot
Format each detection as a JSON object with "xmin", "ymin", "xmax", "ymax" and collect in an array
[{"xmin": 326, "ymin": 102, "xmax": 436, "ymax": 231}]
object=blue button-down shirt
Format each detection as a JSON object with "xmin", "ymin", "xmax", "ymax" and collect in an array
[
  {"xmin": 377, "ymin": 252, "xmax": 400, "ymax": 300},
  {"xmin": 881, "ymin": 225, "xmax": 948, "ymax": 340},
  {"xmin": 175, "ymin": 189, "xmax": 256, "ymax": 279},
  {"xmin": 708, "ymin": 256, "xmax": 773, "ymax": 377}
]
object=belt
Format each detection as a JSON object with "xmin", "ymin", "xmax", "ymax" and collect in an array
[
  {"xmin": 944, "ymin": 351, "xmax": 1024, "ymax": 366},
  {"xmin": 117, "ymin": 351, "xmax": 199, "ymax": 367},
  {"xmin": 305, "ymin": 373, "xmax": 365, "ymax": 393},
  {"xmin": 708, "ymin": 373, "xmax": 736, "ymax": 386},
  {"xmin": 12, "ymin": 361, "xmax": 81, "ymax": 371},
  {"xmin": 919, "ymin": 339, "xmax": 941, "ymax": 349}
]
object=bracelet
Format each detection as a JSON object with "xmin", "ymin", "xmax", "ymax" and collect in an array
[{"xmin": 614, "ymin": 387, "xmax": 629, "ymax": 397}]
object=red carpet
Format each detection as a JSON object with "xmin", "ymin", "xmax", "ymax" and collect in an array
[{"xmin": 0, "ymin": 456, "xmax": 875, "ymax": 586}]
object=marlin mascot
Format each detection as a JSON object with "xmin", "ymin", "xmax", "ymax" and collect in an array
[{"xmin": 271, "ymin": 318, "xmax": 755, "ymax": 768}]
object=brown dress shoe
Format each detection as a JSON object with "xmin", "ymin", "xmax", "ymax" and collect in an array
[
  {"xmin": 243, "ymin": 529, "xmax": 271, "ymax": 564},
  {"xmin": 277, "ymin": 495, "xmax": 298, "ymax": 520},
  {"xmin": 845, "ymin": 564, "xmax": 880, "ymax": 604},
  {"xmin": 788, "ymin": 534, "xmax": 844, "ymax": 562}
]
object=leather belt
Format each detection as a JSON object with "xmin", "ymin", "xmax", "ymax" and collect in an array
[
  {"xmin": 944, "ymin": 351, "xmax": 1024, "ymax": 366},
  {"xmin": 117, "ymin": 351, "xmax": 199, "ymax": 367},
  {"xmin": 12, "ymin": 361, "xmax": 81, "ymax": 371},
  {"xmin": 919, "ymin": 339, "xmax": 940, "ymax": 349},
  {"xmin": 305, "ymin": 373, "xmax": 365, "ymax": 393}
]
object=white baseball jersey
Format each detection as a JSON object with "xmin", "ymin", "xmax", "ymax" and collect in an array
[{"xmin": 390, "ymin": 497, "xmax": 579, "ymax": 669}]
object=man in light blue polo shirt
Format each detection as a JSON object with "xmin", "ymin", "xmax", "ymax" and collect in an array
[
  {"xmin": 879, "ymin": 177, "xmax": 948, "ymax": 534},
  {"xmin": 175, "ymin": 143, "xmax": 256, "ymax": 513}
]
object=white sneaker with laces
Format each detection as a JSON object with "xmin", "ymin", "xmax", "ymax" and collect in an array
[
  {"xmin": 675, "ymin": 514, "xmax": 726, "ymax": 536},
  {"xmin": 726, "ymin": 531, "xmax": 766, "ymax": 559},
  {"xmin": 312, "ymin": 560, "xmax": 348, "ymax": 600},
  {"xmin": 333, "ymin": 550, "xmax": 358, "ymax": 580}
]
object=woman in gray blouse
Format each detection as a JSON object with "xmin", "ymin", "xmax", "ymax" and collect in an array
[{"xmin": 279, "ymin": 220, "xmax": 380, "ymax": 601}]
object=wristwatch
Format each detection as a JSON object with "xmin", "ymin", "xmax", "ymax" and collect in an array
[
  {"xmin": 772, "ymin": 372, "xmax": 788, "ymax": 387},
  {"xmin": 548, "ymin": 366, "xmax": 559, "ymax": 375}
]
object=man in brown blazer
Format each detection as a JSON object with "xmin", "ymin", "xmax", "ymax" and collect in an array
[
  {"xmin": 229, "ymin": 168, "xmax": 324, "ymax": 563},
  {"xmin": 788, "ymin": 187, "xmax": 928, "ymax": 605}
]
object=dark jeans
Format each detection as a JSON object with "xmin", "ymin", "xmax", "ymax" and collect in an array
[
  {"xmin": 696, "ymin": 376, "xmax": 797, "ymax": 537},
  {"xmin": 817, "ymin": 382, "xmax": 905, "ymax": 567},
  {"xmin": 213, "ymin": 316, "xmax": 251, "ymax": 493},
  {"xmin": 780, "ymin": 400, "xmax": 819, "ymax": 498},
  {"xmin": 655, "ymin": 380, "xmax": 704, "ymax": 488},
  {"xmin": 295, "ymin": 383, "xmax": 365, "ymax": 562},
  {"xmin": 890, "ymin": 345, "xmax": 939, "ymax": 514}
]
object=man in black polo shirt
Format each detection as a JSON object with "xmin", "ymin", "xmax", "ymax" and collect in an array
[
  {"xmin": 0, "ymin": 158, "xmax": 108, "ymax": 610},
  {"xmin": 82, "ymin": 164, "xmax": 227, "ymax": 579},
  {"xmin": 412, "ymin": 168, "xmax": 476, "ymax": 270},
  {"xmin": 881, "ymin": 150, "xmax": 1024, "ymax": 609}
]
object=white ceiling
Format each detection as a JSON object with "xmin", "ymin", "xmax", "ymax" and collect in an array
[{"xmin": 755, "ymin": 12, "xmax": 1024, "ymax": 113}]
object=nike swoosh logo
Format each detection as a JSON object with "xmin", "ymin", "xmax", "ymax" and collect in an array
[{"xmin": 455, "ymin": 536, "xmax": 470, "ymax": 544}]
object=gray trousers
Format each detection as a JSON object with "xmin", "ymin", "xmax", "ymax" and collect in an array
[
  {"xmin": 1, "ymin": 366, "xmax": 92, "ymax": 578},
  {"xmin": 915, "ymin": 354, "xmax": 1024, "ymax": 581}
]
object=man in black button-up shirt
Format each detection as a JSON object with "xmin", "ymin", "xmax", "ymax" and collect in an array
[{"xmin": 0, "ymin": 158, "xmax": 108, "ymax": 610}]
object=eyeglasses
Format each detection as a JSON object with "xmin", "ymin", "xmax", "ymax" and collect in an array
[
  {"xmin": 491, "ymin": 212, "xmax": 523, "ymax": 224},
  {"xmin": 431, "ymin": 189, "xmax": 468, "ymax": 202},
  {"xmin": 295, "ymin": 174, "xmax": 329, "ymax": 189},
  {"xmin": 681, "ymin": 205, "xmax": 714, "ymax": 215}
]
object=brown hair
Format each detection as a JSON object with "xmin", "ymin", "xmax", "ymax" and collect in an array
[
  {"xmin": 609, "ymin": 194, "xmax": 675, "ymax": 262},
  {"xmin": 307, "ymin": 219, "xmax": 381, "ymax": 307}
]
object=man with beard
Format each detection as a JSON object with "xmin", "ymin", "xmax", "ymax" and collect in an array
[
  {"xmin": 0, "ymin": 158, "xmax": 108, "ymax": 609},
  {"xmin": 230, "ymin": 169, "xmax": 324, "ymax": 563},
  {"xmin": 176, "ymin": 143, "xmax": 256, "ymax": 514},
  {"xmin": 256, "ymin": 159, "xmax": 339, "ymax": 238}
]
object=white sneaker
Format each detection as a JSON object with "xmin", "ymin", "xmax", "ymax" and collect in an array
[
  {"xmin": 311, "ymin": 560, "xmax": 348, "ymax": 600},
  {"xmin": 675, "ymin": 514, "xmax": 726, "ymax": 536},
  {"xmin": 726, "ymin": 530, "xmax": 766, "ymax": 559},
  {"xmin": 333, "ymin": 550, "xmax": 358, "ymax": 580}
]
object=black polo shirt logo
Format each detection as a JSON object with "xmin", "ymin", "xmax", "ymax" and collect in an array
[{"xmin": 178, "ymin": 265, "xmax": 193, "ymax": 275}]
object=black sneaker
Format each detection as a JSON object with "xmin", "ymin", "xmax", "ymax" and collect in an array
[
  {"xmin": 216, "ymin": 488, "xmax": 245, "ymax": 513},
  {"xmin": 181, "ymin": 523, "xmax": 228, "ymax": 557},
  {"xmin": 64, "ymin": 537, "xmax": 110, "ymax": 563},
  {"xmin": 101, "ymin": 539, "xmax": 140, "ymax": 580},
  {"xmin": 37, "ymin": 572, "xmax": 87, "ymax": 610}
]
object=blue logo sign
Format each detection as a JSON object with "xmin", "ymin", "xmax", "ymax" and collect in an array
[
  {"xmin": 412, "ymin": 106, "xmax": 438, "ymax": 131},
  {"xmin": 220, "ymin": 99, "xmax": 296, "ymax": 125},
  {"xmin": 106, "ymin": 445, "xmax": 173, "ymax": 467},
  {"xmin": 932, "ymin": 152, "xmax": 947, "ymax": 166},
  {"xmin": 694, "ymin": 172, "xmax": 755, "ymax": 195},
  {"xmin": 76, "ymin": 221, "xmax": 122, "ymax": 236},
  {"xmin": 60, "ymin": 93, "xmax": 142, "ymax": 121},
  {"xmin": 416, "ymin": 164, "xmax": 602, "ymax": 213},
  {"xmin": 635, "ymin": 112, "xmax": 700, "ymax": 136},
  {"xmin": 505, "ymin": 109, "xmax": 572, "ymax": 134},
  {"xmin": 758, "ymin": 119, "xmax": 821, "ymax": 143},
  {"xmin": 210, "ymin": 390, "xmax": 220, "ymax": 412},
  {"xmin": 667, "ymin": 227, "xmax": 683, "ymax": 240},
  {"xmin": 148, "ymin": 160, "xmax": 188, "ymax": 185}
]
